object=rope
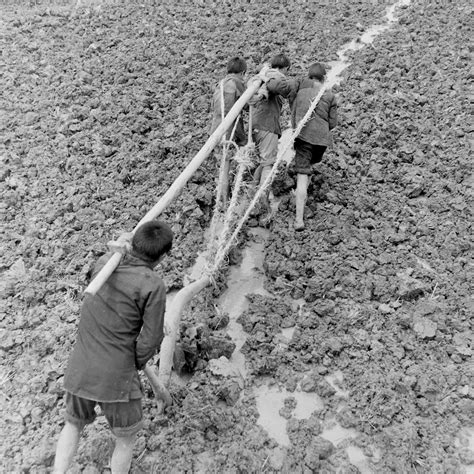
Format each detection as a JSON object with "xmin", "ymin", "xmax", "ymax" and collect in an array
[
  {"xmin": 205, "ymin": 109, "xmax": 255, "ymax": 278},
  {"xmin": 201, "ymin": 82, "xmax": 328, "ymax": 282},
  {"xmin": 209, "ymin": 83, "xmax": 329, "ymax": 275},
  {"xmin": 207, "ymin": 107, "xmax": 256, "ymax": 273},
  {"xmin": 209, "ymin": 144, "xmax": 255, "ymax": 271},
  {"xmin": 208, "ymin": 80, "xmax": 241, "ymax": 244}
]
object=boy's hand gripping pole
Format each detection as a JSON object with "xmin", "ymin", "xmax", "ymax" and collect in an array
[{"xmin": 143, "ymin": 365, "xmax": 172, "ymax": 408}]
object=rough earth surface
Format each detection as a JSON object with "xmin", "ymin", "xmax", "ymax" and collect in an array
[{"xmin": 1, "ymin": 0, "xmax": 472, "ymax": 473}]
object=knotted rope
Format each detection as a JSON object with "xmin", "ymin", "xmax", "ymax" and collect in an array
[{"xmin": 208, "ymin": 80, "xmax": 243, "ymax": 247}]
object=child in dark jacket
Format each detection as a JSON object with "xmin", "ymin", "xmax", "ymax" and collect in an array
[
  {"xmin": 209, "ymin": 56, "xmax": 247, "ymax": 146},
  {"xmin": 289, "ymin": 63, "xmax": 338, "ymax": 230},
  {"xmin": 251, "ymin": 54, "xmax": 294, "ymax": 223},
  {"xmin": 53, "ymin": 220, "xmax": 173, "ymax": 474}
]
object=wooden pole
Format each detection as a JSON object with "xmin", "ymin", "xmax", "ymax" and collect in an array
[
  {"xmin": 85, "ymin": 77, "xmax": 263, "ymax": 296},
  {"xmin": 143, "ymin": 365, "xmax": 173, "ymax": 407},
  {"xmin": 158, "ymin": 276, "xmax": 210, "ymax": 386}
]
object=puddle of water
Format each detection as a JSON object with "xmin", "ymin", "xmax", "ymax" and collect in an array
[
  {"xmin": 218, "ymin": 227, "xmax": 271, "ymax": 376},
  {"xmin": 254, "ymin": 386, "xmax": 291, "ymax": 446},
  {"xmin": 291, "ymin": 389, "xmax": 325, "ymax": 420},
  {"xmin": 347, "ymin": 446, "xmax": 377, "ymax": 474},
  {"xmin": 254, "ymin": 384, "xmax": 324, "ymax": 447},
  {"xmin": 220, "ymin": 228, "xmax": 271, "ymax": 319},
  {"xmin": 321, "ymin": 423, "xmax": 359, "ymax": 446}
]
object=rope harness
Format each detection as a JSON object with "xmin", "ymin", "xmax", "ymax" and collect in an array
[{"xmin": 204, "ymin": 81, "xmax": 328, "ymax": 281}]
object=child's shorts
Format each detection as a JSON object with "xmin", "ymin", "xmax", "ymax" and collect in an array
[
  {"xmin": 65, "ymin": 391, "xmax": 143, "ymax": 437},
  {"xmin": 253, "ymin": 129, "xmax": 279, "ymax": 168},
  {"xmin": 294, "ymin": 139, "xmax": 326, "ymax": 175}
]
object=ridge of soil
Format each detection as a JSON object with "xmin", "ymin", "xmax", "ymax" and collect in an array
[{"xmin": 1, "ymin": 1, "xmax": 472, "ymax": 472}]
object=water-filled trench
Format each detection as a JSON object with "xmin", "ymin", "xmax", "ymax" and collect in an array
[{"xmin": 216, "ymin": 228, "xmax": 380, "ymax": 471}]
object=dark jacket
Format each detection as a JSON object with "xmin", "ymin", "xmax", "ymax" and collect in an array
[
  {"xmin": 290, "ymin": 78, "xmax": 337, "ymax": 146},
  {"xmin": 210, "ymin": 73, "xmax": 247, "ymax": 146},
  {"xmin": 64, "ymin": 253, "xmax": 166, "ymax": 402},
  {"xmin": 252, "ymin": 69, "xmax": 293, "ymax": 137}
]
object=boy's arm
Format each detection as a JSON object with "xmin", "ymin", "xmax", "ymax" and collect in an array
[
  {"xmin": 135, "ymin": 282, "xmax": 167, "ymax": 370},
  {"xmin": 287, "ymin": 78, "xmax": 300, "ymax": 107},
  {"xmin": 266, "ymin": 75, "xmax": 295, "ymax": 98},
  {"xmin": 248, "ymin": 84, "xmax": 269, "ymax": 105},
  {"xmin": 286, "ymin": 79, "xmax": 301, "ymax": 129}
]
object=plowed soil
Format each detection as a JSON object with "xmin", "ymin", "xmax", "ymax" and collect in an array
[{"xmin": 1, "ymin": 1, "xmax": 472, "ymax": 473}]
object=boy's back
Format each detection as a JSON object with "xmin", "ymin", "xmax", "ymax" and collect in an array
[
  {"xmin": 209, "ymin": 57, "xmax": 247, "ymax": 146},
  {"xmin": 54, "ymin": 220, "xmax": 173, "ymax": 474},
  {"xmin": 64, "ymin": 253, "xmax": 166, "ymax": 402},
  {"xmin": 290, "ymin": 77, "xmax": 337, "ymax": 146},
  {"xmin": 252, "ymin": 68, "xmax": 293, "ymax": 137},
  {"xmin": 210, "ymin": 73, "xmax": 246, "ymax": 145}
]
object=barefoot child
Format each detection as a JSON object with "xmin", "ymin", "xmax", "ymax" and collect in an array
[
  {"xmin": 289, "ymin": 63, "xmax": 338, "ymax": 230},
  {"xmin": 53, "ymin": 220, "xmax": 173, "ymax": 473}
]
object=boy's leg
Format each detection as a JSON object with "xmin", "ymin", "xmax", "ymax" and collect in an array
[
  {"xmin": 293, "ymin": 139, "xmax": 314, "ymax": 230},
  {"xmin": 221, "ymin": 153, "xmax": 231, "ymax": 207},
  {"xmin": 295, "ymin": 173, "xmax": 309, "ymax": 230},
  {"xmin": 259, "ymin": 165, "xmax": 280, "ymax": 225},
  {"xmin": 216, "ymin": 143, "xmax": 231, "ymax": 208},
  {"xmin": 111, "ymin": 434, "xmax": 136, "ymax": 474},
  {"xmin": 53, "ymin": 421, "xmax": 82, "ymax": 473},
  {"xmin": 102, "ymin": 398, "xmax": 143, "ymax": 473},
  {"xmin": 257, "ymin": 131, "xmax": 278, "ymax": 191},
  {"xmin": 54, "ymin": 392, "xmax": 96, "ymax": 473},
  {"xmin": 255, "ymin": 130, "xmax": 279, "ymax": 223}
]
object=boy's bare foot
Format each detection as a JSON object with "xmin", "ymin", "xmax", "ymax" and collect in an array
[{"xmin": 294, "ymin": 220, "xmax": 305, "ymax": 231}]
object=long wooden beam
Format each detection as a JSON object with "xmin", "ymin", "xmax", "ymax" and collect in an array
[{"xmin": 85, "ymin": 77, "xmax": 263, "ymax": 295}]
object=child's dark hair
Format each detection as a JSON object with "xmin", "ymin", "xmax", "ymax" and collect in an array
[
  {"xmin": 308, "ymin": 63, "xmax": 326, "ymax": 81},
  {"xmin": 270, "ymin": 54, "xmax": 291, "ymax": 70},
  {"xmin": 227, "ymin": 57, "xmax": 247, "ymax": 74},
  {"xmin": 132, "ymin": 220, "xmax": 173, "ymax": 262}
]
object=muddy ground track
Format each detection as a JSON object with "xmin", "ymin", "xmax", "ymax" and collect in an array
[{"xmin": 0, "ymin": 0, "xmax": 473, "ymax": 473}]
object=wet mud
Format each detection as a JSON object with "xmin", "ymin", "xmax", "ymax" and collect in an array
[{"xmin": 1, "ymin": 0, "xmax": 472, "ymax": 472}]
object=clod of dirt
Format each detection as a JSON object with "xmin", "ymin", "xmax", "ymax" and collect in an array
[{"xmin": 412, "ymin": 317, "xmax": 437, "ymax": 339}]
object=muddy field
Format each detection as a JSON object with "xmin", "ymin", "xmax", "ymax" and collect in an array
[{"xmin": 1, "ymin": 0, "xmax": 472, "ymax": 472}]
